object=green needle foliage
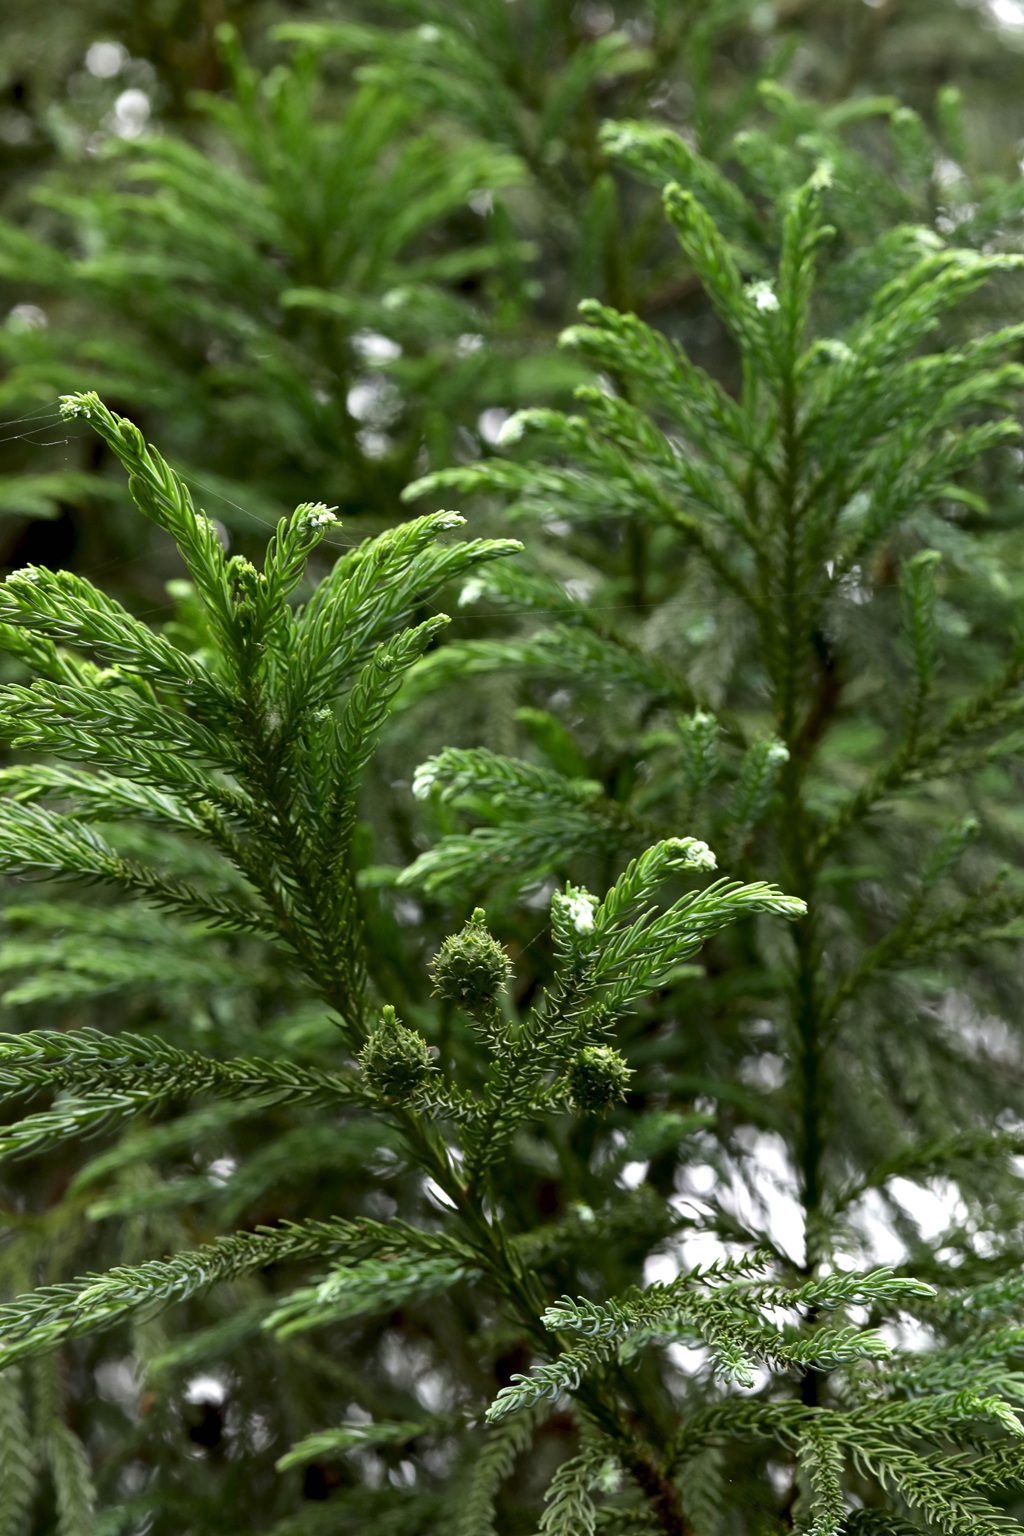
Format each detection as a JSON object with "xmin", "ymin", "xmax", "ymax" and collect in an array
[
  {"xmin": 0, "ymin": 392, "xmax": 795, "ymax": 1533},
  {"xmin": 0, "ymin": 3, "xmax": 937, "ymax": 589},
  {"xmin": 394, "ymin": 108, "xmax": 1024, "ymax": 1534},
  {"xmin": 0, "ymin": 378, "xmax": 1004, "ymax": 1536},
  {"xmin": 0, "ymin": 23, "xmax": 553, "ymax": 581},
  {"xmin": 6, "ymin": 8, "xmax": 1024, "ymax": 1536},
  {"xmin": 1, "ymin": 349, "xmax": 1024, "ymax": 1536}
]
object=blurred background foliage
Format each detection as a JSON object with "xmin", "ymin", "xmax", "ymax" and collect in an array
[
  {"xmin": 5, "ymin": 1, "xmax": 1024, "ymax": 1532},
  {"xmin": 4, "ymin": 0, "xmax": 1024, "ymax": 590}
]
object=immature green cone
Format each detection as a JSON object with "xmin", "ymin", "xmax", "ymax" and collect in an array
[
  {"xmin": 567, "ymin": 1045, "xmax": 632, "ymax": 1113},
  {"xmin": 359, "ymin": 1006, "xmax": 433, "ymax": 1099},
  {"xmin": 430, "ymin": 908, "xmax": 511, "ymax": 1015}
]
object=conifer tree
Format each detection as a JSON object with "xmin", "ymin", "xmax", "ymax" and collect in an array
[
  {"xmin": 10, "ymin": 1, "xmax": 1006, "ymax": 584},
  {"xmin": 0, "ymin": 393, "xmax": 810, "ymax": 1532},
  {"xmin": 399, "ymin": 106, "xmax": 1024, "ymax": 1532},
  {"xmin": 4, "ymin": 6, "xmax": 1024, "ymax": 1536},
  {"xmin": 3, "ymin": 220, "xmax": 1024, "ymax": 1526}
]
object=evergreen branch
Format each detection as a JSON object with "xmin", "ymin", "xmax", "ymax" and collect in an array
[
  {"xmin": 0, "ymin": 623, "xmax": 82, "ymax": 687},
  {"xmin": 666, "ymin": 1400, "xmax": 817, "ymax": 1474},
  {"xmin": 3, "ymin": 89, "xmax": 1022, "ymax": 1536},
  {"xmin": 404, "ymin": 624, "xmax": 701, "ymax": 716},
  {"xmin": 0, "ymin": 800, "xmax": 271, "ymax": 934},
  {"xmin": 797, "ymin": 1425, "xmax": 847, "ymax": 1536},
  {"xmin": 833, "ymin": 419, "xmax": 1020, "ymax": 577},
  {"xmin": 332, "ymin": 617, "xmax": 450, "ymax": 798},
  {"xmin": 0, "ymin": 1028, "xmax": 367, "ymax": 1109},
  {"xmin": 815, "ymin": 635, "xmax": 1024, "ymax": 858},
  {"xmin": 599, "ymin": 118, "xmax": 761, "ymax": 238},
  {"xmin": 660, "ymin": 185, "xmax": 766, "ymax": 368},
  {"xmin": 0, "ymin": 763, "xmax": 212, "ymax": 836},
  {"xmin": 823, "ymin": 868, "xmax": 1024, "ymax": 1027},
  {"xmin": 58, "ymin": 394, "xmax": 235, "ymax": 644},
  {"xmin": 0, "ymin": 1370, "xmax": 35, "ymax": 1536},
  {"xmin": 45, "ymin": 1418, "xmax": 96, "ymax": 1536},
  {"xmin": 900, "ymin": 549, "xmax": 942, "ymax": 729},
  {"xmin": 0, "ymin": 1219, "xmax": 439, "ymax": 1365},
  {"xmin": 849, "ymin": 1392, "xmax": 1024, "ymax": 1446},
  {"xmin": 673, "ymin": 1446, "xmax": 726, "ymax": 1536},
  {"xmin": 830, "ymin": 1129, "xmax": 1024, "ymax": 1217},
  {"xmin": 725, "ymin": 735, "xmax": 790, "ymax": 851},
  {"xmin": 490, "ymin": 1259, "xmax": 912, "ymax": 1430},
  {"xmin": 453, "ymin": 1411, "xmax": 542, "ymax": 1536},
  {"xmin": 955, "ymin": 1443, "xmax": 1024, "ymax": 1496},
  {"xmin": 512, "ymin": 1189, "xmax": 685, "ymax": 1271},
  {"xmin": 559, "ymin": 297, "xmax": 748, "ymax": 471},
  {"xmin": 264, "ymin": 1253, "xmax": 476, "ymax": 1339},
  {"xmin": 410, "ymin": 746, "xmax": 603, "ymax": 811},
  {"xmin": 256, "ymin": 501, "xmax": 341, "ymax": 648},
  {"xmin": 0, "ymin": 726, "xmax": 250, "ymax": 817},
  {"xmin": 0, "ymin": 566, "xmax": 224, "ymax": 705},
  {"xmin": 486, "ymin": 1332, "xmax": 618, "ymax": 1422},
  {"xmin": 405, "ymin": 456, "xmax": 759, "ymax": 611},
  {"xmin": 276, "ymin": 1415, "xmax": 455, "ymax": 1473},
  {"xmin": 568, "ymin": 384, "xmax": 756, "ymax": 543},
  {"xmin": 803, "ymin": 306, "xmax": 1024, "ymax": 472},
  {"xmin": 850, "ymin": 1441, "xmax": 1020, "ymax": 1536},
  {"xmin": 456, "ymin": 854, "xmax": 802, "ymax": 1185},
  {"xmin": 291, "ymin": 512, "xmax": 521, "ymax": 713},
  {"xmin": 771, "ymin": 1269, "xmax": 934, "ymax": 1312},
  {"xmin": 804, "ymin": 351, "xmax": 1024, "ymax": 531},
  {"xmin": 541, "ymin": 1286, "xmax": 893, "ymax": 1388},
  {"xmin": 591, "ymin": 838, "xmax": 720, "ymax": 931},
  {"xmin": 67, "ymin": 1099, "xmax": 262, "ymax": 1195},
  {"xmin": 0, "ymin": 678, "xmax": 242, "ymax": 775},
  {"xmin": 590, "ymin": 875, "xmax": 805, "ymax": 1012},
  {"xmin": 539, "ymin": 1429, "xmax": 619, "ymax": 1536},
  {"xmin": 853, "ymin": 249, "xmax": 1024, "ymax": 378},
  {"xmin": 398, "ymin": 799, "xmax": 641, "ymax": 901},
  {"xmin": 775, "ymin": 163, "xmax": 834, "ymax": 381},
  {"xmin": 309, "ymin": 617, "xmax": 454, "ymax": 900},
  {"xmin": 0, "ymin": 1092, "xmax": 157, "ymax": 1162}
]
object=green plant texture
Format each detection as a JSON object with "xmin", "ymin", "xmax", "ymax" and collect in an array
[{"xmin": 4, "ymin": 4, "xmax": 1024, "ymax": 1535}]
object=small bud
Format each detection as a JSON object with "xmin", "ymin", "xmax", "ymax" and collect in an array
[
  {"xmin": 566, "ymin": 1045, "xmax": 632, "ymax": 1113},
  {"xmin": 667, "ymin": 836, "xmax": 717, "ymax": 872},
  {"xmin": 359, "ymin": 1005, "xmax": 433, "ymax": 1099},
  {"xmin": 430, "ymin": 909, "xmax": 511, "ymax": 1014},
  {"xmin": 300, "ymin": 503, "xmax": 339, "ymax": 534},
  {"xmin": 411, "ymin": 760, "xmax": 439, "ymax": 800},
  {"xmin": 228, "ymin": 555, "xmax": 261, "ymax": 599},
  {"xmin": 746, "ymin": 280, "xmax": 779, "ymax": 313},
  {"xmin": 565, "ymin": 892, "xmax": 597, "ymax": 933}
]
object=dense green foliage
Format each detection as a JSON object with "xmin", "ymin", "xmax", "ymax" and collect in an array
[{"xmin": 6, "ymin": 4, "xmax": 1024, "ymax": 1535}]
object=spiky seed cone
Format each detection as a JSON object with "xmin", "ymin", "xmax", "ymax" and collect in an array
[
  {"xmin": 430, "ymin": 908, "xmax": 511, "ymax": 1014},
  {"xmin": 566, "ymin": 1045, "xmax": 632, "ymax": 1113},
  {"xmin": 359, "ymin": 1006, "xmax": 433, "ymax": 1099}
]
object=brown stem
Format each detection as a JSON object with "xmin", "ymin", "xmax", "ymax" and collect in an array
[{"xmin": 627, "ymin": 1448, "xmax": 692, "ymax": 1536}]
